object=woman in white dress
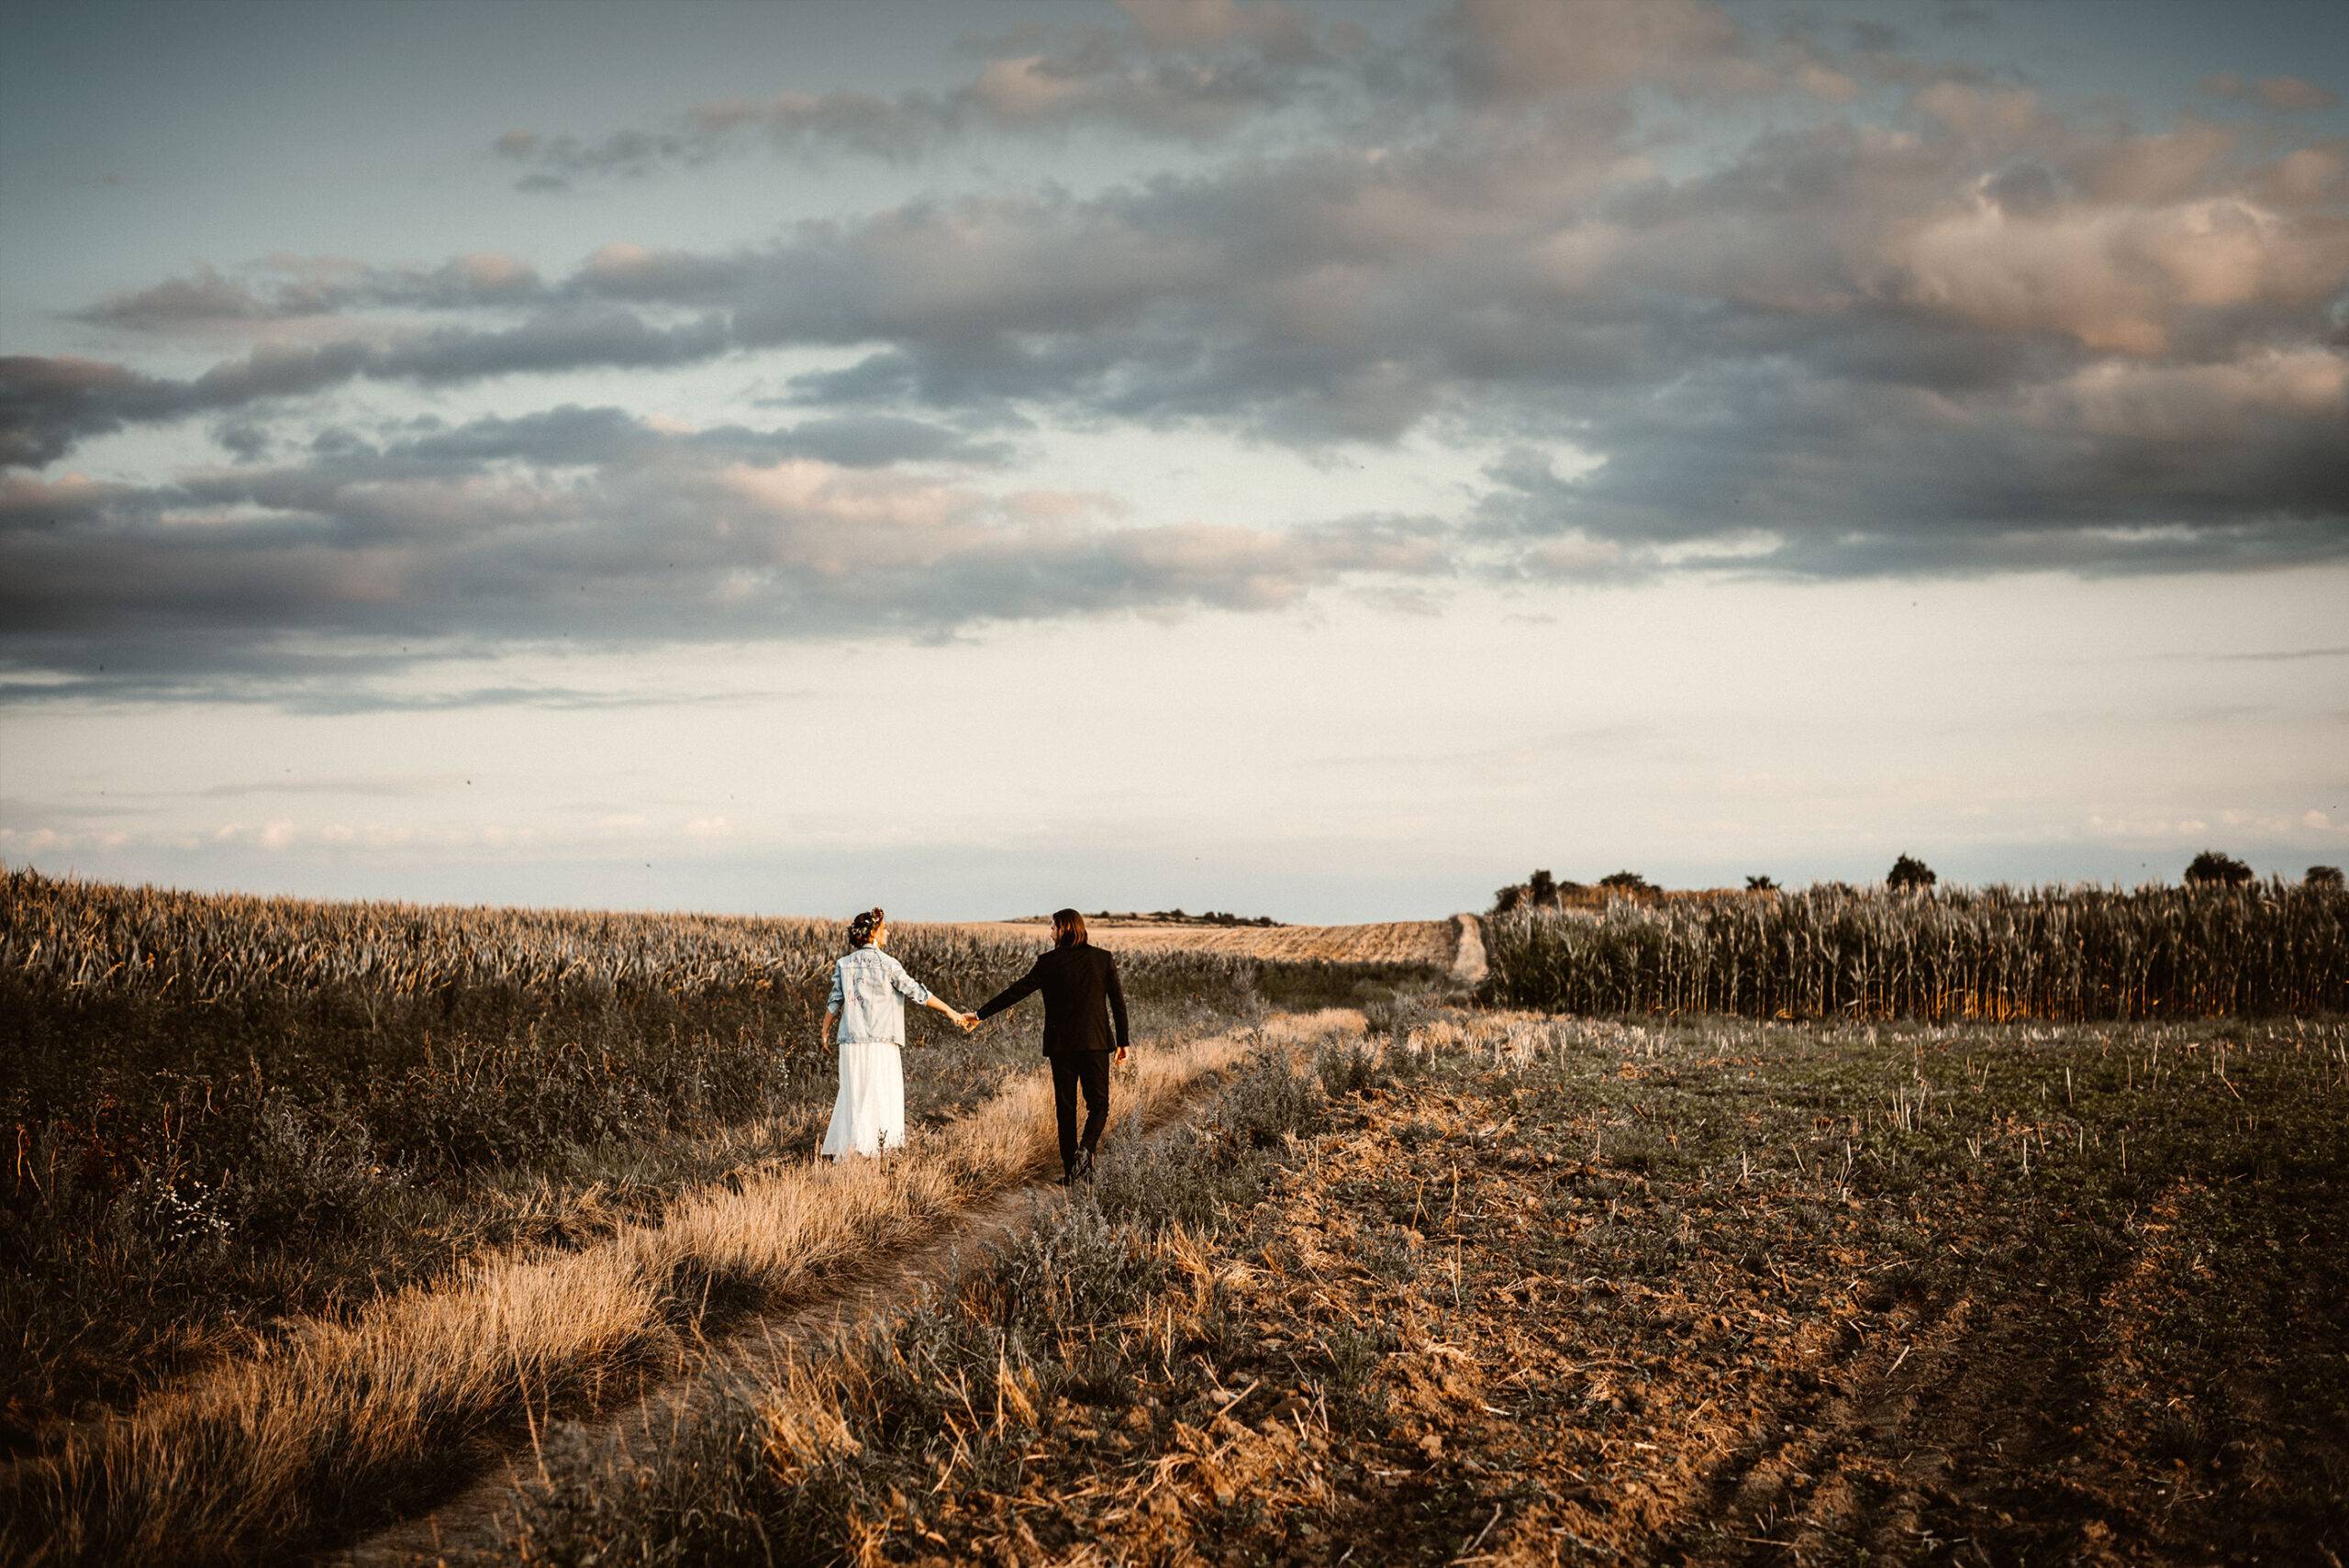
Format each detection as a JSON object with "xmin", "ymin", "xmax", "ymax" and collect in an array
[{"xmin": 819, "ymin": 907, "xmax": 976, "ymax": 1159}]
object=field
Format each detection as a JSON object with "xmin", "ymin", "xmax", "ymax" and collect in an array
[
  {"xmin": 1486, "ymin": 882, "xmax": 2349, "ymax": 1021},
  {"xmin": 4, "ymin": 870, "xmax": 2345, "ymax": 1565},
  {"xmin": 952, "ymin": 918, "xmax": 1463, "ymax": 968},
  {"xmin": 478, "ymin": 1006, "xmax": 2349, "ymax": 1566},
  {"xmin": 0, "ymin": 869, "xmax": 1444, "ymax": 1566}
]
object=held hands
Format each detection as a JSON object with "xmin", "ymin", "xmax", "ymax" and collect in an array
[{"xmin": 957, "ymin": 1009, "xmax": 981, "ymax": 1033}]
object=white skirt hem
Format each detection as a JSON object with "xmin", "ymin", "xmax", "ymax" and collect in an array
[{"xmin": 820, "ymin": 1040, "xmax": 907, "ymax": 1158}]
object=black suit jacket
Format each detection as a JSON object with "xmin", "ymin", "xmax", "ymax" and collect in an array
[{"xmin": 976, "ymin": 941, "xmax": 1130, "ymax": 1057}]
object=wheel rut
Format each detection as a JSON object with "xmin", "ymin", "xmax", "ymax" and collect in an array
[
  {"xmin": 329, "ymin": 1017, "xmax": 1338, "ymax": 1566},
  {"xmin": 1451, "ymin": 913, "xmax": 1487, "ymax": 986}
]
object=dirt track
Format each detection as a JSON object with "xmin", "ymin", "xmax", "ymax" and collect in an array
[
  {"xmin": 335, "ymin": 1183, "xmax": 1056, "ymax": 1566},
  {"xmin": 334, "ymin": 1013, "xmax": 1364, "ymax": 1566},
  {"xmin": 1450, "ymin": 913, "xmax": 1486, "ymax": 984}
]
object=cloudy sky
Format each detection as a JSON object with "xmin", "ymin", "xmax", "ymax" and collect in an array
[{"xmin": 3, "ymin": 0, "xmax": 2345, "ymax": 920}]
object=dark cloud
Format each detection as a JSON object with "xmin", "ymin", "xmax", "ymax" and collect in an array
[
  {"xmin": 0, "ymin": 414, "xmax": 1453, "ymax": 695},
  {"xmin": 74, "ymin": 254, "xmax": 549, "ymax": 329},
  {"xmin": 6, "ymin": 0, "xmax": 2348, "ymax": 702},
  {"xmin": 490, "ymin": 0, "xmax": 1364, "ymax": 188},
  {"xmin": 4, "ymin": 310, "xmax": 727, "ymax": 462}
]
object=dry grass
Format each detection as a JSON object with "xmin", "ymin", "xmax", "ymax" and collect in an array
[
  {"xmin": 485, "ymin": 1006, "xmax": 2349, "ymax": 1566},
  {"xmin": 0, "ymin": 869, "xmax": 1282, "ymax": 1441},
  {"xmin": 0, "ymin": 1011, "xmax": 1367, "ymax": 1566},
  {"xmin": 947, "ymin": 918, "xmax": 1461, "ymax": 967}
]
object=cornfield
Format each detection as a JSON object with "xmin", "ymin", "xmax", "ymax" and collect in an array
[
  {"xmin": 1482, "ymin": 882, "xmax": 2349, "ymax": 1020},
  {"xmin": 0, "ymin": 867, "xmax": 1267, "ymax": 1151},
  {"xmin": 0, "ymin": 867, "xmax": 1317, "ymax": 1442}
]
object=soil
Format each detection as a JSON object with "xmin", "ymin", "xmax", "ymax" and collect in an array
[{"xmin": 870, "ymin": 1012, "xmax": 2349, "ymax": 1566}]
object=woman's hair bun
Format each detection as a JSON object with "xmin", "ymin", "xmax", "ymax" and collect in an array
[{"xmin": 847, "ymin": 906, "xmax": 886, "ymax": 949}]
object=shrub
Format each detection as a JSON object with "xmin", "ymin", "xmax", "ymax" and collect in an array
[
  {"xmin": 2305, "ymin": 865, "xmax": 2343, "ymax": 888},
  {"xmin": 1598, "ymin": 871, "xmax": 1653, "ymax": 894},
  {"xmin": 1887, "ymin": 854, "xmax": 1937, "ymax": 891},
  {"xmin": 1491, "ymin": 868, "xmax": 1588, "ymax": 915},
  {"xmin": 2186, "ymin": 851, "xmax": 2254, "ymax": 886}
]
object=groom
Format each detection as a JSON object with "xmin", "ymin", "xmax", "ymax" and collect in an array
[{"xmin": 972, "ymin": 908, "xmax": 1130, "ymax": 1184}]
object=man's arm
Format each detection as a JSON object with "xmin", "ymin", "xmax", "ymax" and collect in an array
[
  {"xmin": 1106, "ymin": 951, "xmax": 1130, "ymax": 1057},
  {"xmin": 975, "ymin": 957, "xmax": 1045, "ymax": 1020}
]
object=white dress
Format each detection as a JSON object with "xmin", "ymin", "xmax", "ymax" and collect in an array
[
  {"xmin": 819, "ymin": 946, "xmax": 930, "ymax": 1158},
  {"xmin": 820, "ymin": 1040, "xmax": 907, "ymax": 1158}
]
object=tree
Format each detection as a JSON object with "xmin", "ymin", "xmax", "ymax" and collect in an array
[
  {"xmin": 1527, "ymin": 869, "xmax": 1559, "ymax": 908},
  {"xmin": 1491, "ymin": 884, "xmax": 1528, "ymax": 915},
  {"xmin": 1745, "ymin": 874, "xmax": 1778, "ymax": 892},
  {"xmin": 2184, "ymin": 851, "xmax": 2254, "ymax": 886},
  {"xmin": 1598, "ymin": 870, "xmax": 1653, "ymax": 894},
  {"xmin": 2307, "ymin": 864, "xmax": 2343, "ymax": 888},
  {"xmin": 1887, "ymin": 854, "xmax": 1937, "ymax": 891}
]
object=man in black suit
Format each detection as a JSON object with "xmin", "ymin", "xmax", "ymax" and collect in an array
[{"xmin": 973, "ymin": 907, "xmax": 1130, "ymax": 1183}]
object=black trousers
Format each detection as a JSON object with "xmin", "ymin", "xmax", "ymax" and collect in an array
[{"xmin": 1050, "ymin": 1050, "xmax": 1112, "ymax": 1172}]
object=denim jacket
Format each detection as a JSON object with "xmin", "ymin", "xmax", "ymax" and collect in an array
[{"xmin": 827, "ymin": 946, "xmax": 934, "ymax": 1046}]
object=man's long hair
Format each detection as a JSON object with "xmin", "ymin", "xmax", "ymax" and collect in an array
[{"xmin": 1051, "ymin": 908, "xmax": 1087, "ymax": 948}]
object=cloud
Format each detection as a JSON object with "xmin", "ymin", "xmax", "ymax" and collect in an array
[
  {"xmin": 2205, "ymin": 645, "xmax": 2349, "ymax": 662},
  {"xmin": 2203, "ymin": 72, "xmax": 2340, "ymax": 114},
  {"xmin": 3, "ymin": 310, "xmax": 730, "ymax": 462},
  {"xmin": 1434, "ymin": 0, "xmax": 1768, "ymax": 104},
  {"xmin": 0, "ymin": 414, "xmax": 1456, "ymax": 695},
  {"xmin": 7, "ymin": 0, "xmax": 2349, "ymax": 702},
  {"xmin": 72, "ymin": 254, "xmax": 550, "ymax": 330},
  {"xmin": 1472, "ymin": 343, "xmax": 2349, "ymax": 578},
  {"xmin": 490, "ymin": 0, "xmax": 1361, "ymax": 189}
]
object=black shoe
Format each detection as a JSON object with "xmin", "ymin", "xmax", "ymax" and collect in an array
[{"xmin": 1073, "ymin": 1149, "xmax": 1097, "ymax": 1183}]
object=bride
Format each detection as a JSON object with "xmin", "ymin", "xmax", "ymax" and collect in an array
[{"xmin": 819, "ymin": 907, "xmax": 976, "ymax": 1159}]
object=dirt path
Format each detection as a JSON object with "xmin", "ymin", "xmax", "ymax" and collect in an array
[
  {"xmin": 1451, "ymin": 913, "xmax": 1487, "ymax": 986},
  {"xmin": 331, "ymin": 1020, "xmax": 1324, "ymax": 1566},
  {"xmin": 335, "ymin": 1184, "xmax": 1058, "ymax": 1566}
]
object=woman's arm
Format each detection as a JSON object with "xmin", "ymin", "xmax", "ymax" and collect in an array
[
  {"xmin": 884, "ymin": 953, "xmax": 975, "ymax": 1030},
  {"xmin": 918, "ymin": 993, "xmax": 976, "ymax": 1029}
]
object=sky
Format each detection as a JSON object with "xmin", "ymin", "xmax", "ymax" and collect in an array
[{"xmin": 2, "ymin": 0, "xmax": 2345, "ymax": 922}]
